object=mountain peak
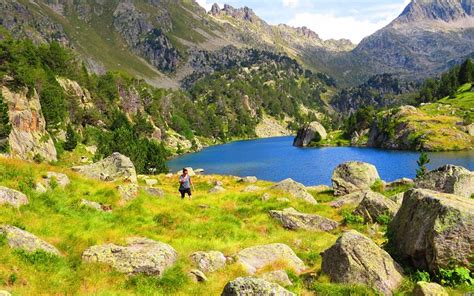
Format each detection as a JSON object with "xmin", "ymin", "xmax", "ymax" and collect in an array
[
  {"xmin": 210, "ymin": 3, "xmax": 260, "ymax": 23},
  {"xmin": 396, "ymin": 0, "xmax": 473, "ymax": 23}
]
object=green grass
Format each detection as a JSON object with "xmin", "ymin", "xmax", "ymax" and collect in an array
[{"xmin": 0, "ymin": 157, "xmax": 470, "ymax": 295}]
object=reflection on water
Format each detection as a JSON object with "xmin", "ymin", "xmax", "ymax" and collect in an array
[{"xmin": 168, "ymin": 136, "xmax": 474, "ymax": 186}]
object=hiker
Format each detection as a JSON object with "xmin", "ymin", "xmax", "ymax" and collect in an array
[{"xmin": 178, "ymin": 168, "xmax": 193, "ymax": 199}]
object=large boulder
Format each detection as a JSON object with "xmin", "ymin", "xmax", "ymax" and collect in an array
[
  {"xmin": 82, "ymin": 237, "xmax": 177, "ymax": 276},
  {"xmin": 0, "ymin": 186, "xmax": 28, "ymax": 208},
  {"xmin": 388, "ymin": 189, "xmax": 474, "ymax": 273},
  {"xmin": 332, "ymin": 161, "xmax": 380, "ymax": 196},
  {"xmin": 353, "ymin": 191, "xmax": 400, "ymax": 223},
  {"xmin": 72, "ymin": 152, "xmax": 137, "ymax": 183},
  {"xmin": 413, "ymin": 281, "xmax": 448, "ymax": 296},
  {"xmin": 1, "ymin": 86, "xmax": 57, "ymax": 162},
  {"xmin": 222, "ymin": 277, "xmax": 295, "ymax": 296},
  {"xmin": 44, "ymin": 172, "xmax": 70, "ymax": 188},
  {"xmin": 272, "ymin": 179, "xmax": 317, "ymax": 204},
  {"xmin": 269, "ymin": 207, "xmax": 339, "ymax": 232},
  {"xmin": 293, "ymin": 121, "xmax": 327, "ymax": 147},
  {"xmin": 235, "ymin": 243, "xmax": 306, "ymax": 274},
  {"xmin": 414, "ymin": 164, "xmax": 474, "ymax": 198},
  {"xmin": 190, "ymin": 250, "xmax": 227, "ymax": 273},
  {"xmin": 0, "ymin": 225, "xmax": 61, "ymax": 256},
  {"xmin": 321, "ymin": 230, "xmax": 404, "ymax": 295},
  {"xmin": 330, "ymin": 191, "xmax": 367, "ymax": 208}
]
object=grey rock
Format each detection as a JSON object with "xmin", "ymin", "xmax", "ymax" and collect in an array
[
  {"xmin": 321, "ymin": 230, "xmax": 404, "ymax": 295},
  {"xmin": 237, "ymin": 176, "xmax": 258, "ymax": 183},
  {"xmin": 0, "ymin": 186, "xmax": 28, "ymax": 208},
  {"xmin": 143, "ymin": 187, "xmax": 164, "ymax": 197},
  {"xmin": 269, "ymin": 207, "xmax": 339, "ymax": 232},
  {"xmin": 332, "ymin": 161, "xmax": 380, "ymax": 196},
  {"xmin": 44, "ymin": 172, "xmax": 70, "ymax": 188},
  {"xmin": 242, "ymin": 185, "xmax": 263, "ymax": 192},
  {"xmin": 385, "ymin": 178, "xmax": 414, "ymax": 190},
  {"xmin": 0, "ymin": 225, "xmax": 61, "ymax": 256},
  {"xmin": 330, "ymin": 191, "xmax": 367, "ymax": 208},
  {"xmin": 293, "ymin": 121, "xmax": 327, "ymax": 147},
  {"xmin": 72, "ymin": 152, "xmax": 137, "ymax": 183},
  {"xmin": 209, "ymin": 185, "xmax": 225, "ymax": 193},
  {"xmin": 389, "ymin": 189, "xmax": 474, "ymax": 272},
  {"xmin": 414, "ymin": 164, "xmax": 474, "ymax": 198},
  {"xmin": 189, "ymin": 269, "xmax": 208, "ymax": 282},
  {"xmin": 259, "ymin": 270, "xmax": 293, "ymax": 286},
  {"xmin": 222, "ymin": 277, "xmax": 295, "ymax": 296},
  {"xmin": 261, "ymin": 193, "xmax": 271, "ymax": 201},
  {"xmin": 190, "ymin": 250, "xmax": 227, "ymax": 273},
  {"xmin": 80, "ymin": 199, "xmax": 111, "ymax": 212},
  {"xmin": 272, "ymin": 178, "xmax": 317, "ymax": 204},
  {"xmin": 413, "ymin": 281, "xmax": 448, "ymax": 296},
  {"xmin": 82, "ymin": 237, "xmax": 177, "ymax": 276},
  {"xmin": 389, "ymin": 192, "xmax": 405, "ymax": 205},
  {"xmin": 236, "ymin": 243, "xmax": 306, "ymax": 275},
  {"xmin": 145, "ymin": 178, "xmax": 158, "ymax": 186},
  {"xmin": 353, "ymin": 191, "xmax": 400, "ymax": 223}
]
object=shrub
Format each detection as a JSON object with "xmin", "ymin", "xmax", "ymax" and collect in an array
[
  {"xmin": 341, "ymin": 209, "xmax": 364, "ymax": 225},
  {"xmin": 413, "ymin": 270, "xmax": 431, "ymax": 282},
  {"xmin": 370, "ymin": 179, "xmax": 385, "ymax": 193},
  {"xmin": 63, "ymin": 124, "xmax": 78, "ymax": 151},
  {"xmin": 376, "ymin": 213, "xmax": 392, "ymax": 225},
  {"xmin": 436, "ymin": 266, "xmax": 473, "ymax": 287}
]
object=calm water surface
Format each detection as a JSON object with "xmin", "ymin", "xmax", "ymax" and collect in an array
[{"xmin": 168, "ymin": 136, "xmax": 474, "ymax": 186}]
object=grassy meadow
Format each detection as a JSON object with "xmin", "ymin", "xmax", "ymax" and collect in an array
[{"xmin": 0, "ymin": 157, "xmax": 471, "ymax": 295}]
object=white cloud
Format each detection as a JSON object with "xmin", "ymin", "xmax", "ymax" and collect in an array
[
  {"xmin": 282, "ymin": 0, "xmax": 299, "ymax": 8},
  {"xmin": 196, "ymin": 0, "xmax": 215, "ymax": 11},
  {"xmin": 287, "ymin": 1, "xmax": 410, "ymax": 43}
]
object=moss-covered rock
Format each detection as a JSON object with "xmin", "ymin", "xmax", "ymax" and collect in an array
[
  {"xmin": 190, "ymin": 250, "xmax": 227, "ymax": 273},
  {"xmin": 0, "ymin": 225, "xmax": 61, "ymax": 256},
  {"xmin": 388, "ymin": 189, "xmax": 474, "ymax": 273},
  {"xmin": 414, "ymin": 164, "xmax": 474, "ymax": 198},
  {"xmin": 0, "ymin": 186, "xmax": 28, "ymax": 208},
  {"xmin": 413, "ymin": 281, "xmax": 448, "ymax": 296},
  {"xmin": 321, "ymin": 230, "xmax": 404, "ymax": 295},
  {"xmin": 235, "ymin": 243, "xmax": 306, "ymax": 275},
  {"xmin": 269, "ymin": 207, "xmax": 339, "ymax": 232},
  {"xmin": 353, "ymin": 191, "xmax": 400, "ymax": 223},
  {"xmin": 331, "ymin": 161, "xmax": 380, "ymax": 196},
  {"xmin": 222, "ymin": 277, "xmax": 295, "ymax": 296},
  {"xmin": 72, "ymin": 152, "xmax": 137, "ymax": 183},
  {"xmin": 272, "ymin": 178, "xmax": 317, "ymax": 204},
  {"xmin": 82, "ymin": 237, "xmax": 177, "ymax": 276}
]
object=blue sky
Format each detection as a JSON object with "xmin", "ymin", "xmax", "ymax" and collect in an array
[{"xmin": 197, "ymin": 0, "xmax": 411, "ymax": 43}]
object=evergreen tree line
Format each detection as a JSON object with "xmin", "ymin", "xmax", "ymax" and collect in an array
[{"xmin": 417, "ymin": 58, "xmax": 474, "ymax": 103}]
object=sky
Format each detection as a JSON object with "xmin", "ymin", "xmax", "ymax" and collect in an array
[{"xmin": 196, "ymin": 0, "xmax": 411, "ymax": 44}]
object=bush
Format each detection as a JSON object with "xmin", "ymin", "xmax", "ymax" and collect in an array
[
  {"xmin": 376, "ymin": 213, "xmax": 392, "ymax": 225},
  {"xmin": 63, "ymin": 124, "xmax": 78, "ymax": 151},
  {"xmin": 341, "ymin": 209, "xmax": 364, "ymax": 225},
  {"xmin": 436, "ymin": 266, "xmax": 473, "ymax": 287},
  {"xmin": 413, "ymin": 270, "xmax": 431, "ymax": 282}
]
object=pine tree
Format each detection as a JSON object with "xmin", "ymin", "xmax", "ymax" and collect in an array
[
  {"xmin": 416, "ymin": 151, "xmax": 430, "ymax": 178},
  {"xmin": 0, "ymin": 93, "xmax": 11, "ymax": 152},
  {"xmin": 459, "ymin": 58, "xmax": 473, "ymax": 85},
  {"xmin": 64, "ymin": 124, "xmax": 78, "ymax": 151}
]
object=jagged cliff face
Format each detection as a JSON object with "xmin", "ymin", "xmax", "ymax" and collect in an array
[
  {"xmin": 1, "ymin": 85, "xmax": 57, "ymax": 161},
  {"xmin": 353, "ymin": 0, "xmax": 474, "ymax": 79}
]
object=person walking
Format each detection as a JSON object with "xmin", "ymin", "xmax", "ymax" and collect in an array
[{"xmin": 178, "ymin": 168, "xmax": 193, "ymax": 199}]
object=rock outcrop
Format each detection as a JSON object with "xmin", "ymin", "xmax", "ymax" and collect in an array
[
  {"xmin": 388, "ymin": 189, "xmax": 474, "ymax": 272},
  {"xmin": 72, "ymin": 152, "xmax": 137, "ymax": 183},
  {"xmin": 0, "ymin": 186, "xmax": 28, "ymax": 208},
  {"xmin": 321, "ymin": 230, "xmax": 404, "ymax": 295},
  {"xmin": 1, "ymin": 86, "xmax": 57, "ymax": 162},
  {"xmin": 0, "ymin": 225, "xmax": 61, "ymax": 256},
  {"xmin": 331, "ymin": 161, "xmax": 380, "ymax": 196},
  {"xmin": 190, "ymin": 251, "xmax": 227, "ymax": 273},
  {"xmin": 82, "ymin": 237, "xmax": 177, "ymax": 276},
  {"xmin": 269, "ymin": 208, "xmax": 339, "ymax": 232},
  {"xmin": 221, "ymin": 277, "xmax": 295, "ymax": 296},
  {"xmin": 330, "ymin": 191, "xmax": 367, "ymax": 208},
  {"xmin": 272, "ymin": 179, "xmax": 317, "ymax": 204},
  {"xmin": 414, "ymin": 164, "xmax": 474, "ymax": 198},
  {"xmin": 353, "ymin": 191, "xmax": 400, "ymax": 223},
  {"xmin": 259, "ymin": 270, "xmax": 292, "ymax": 287},
  {"xmin": 235, "ymin": 243, "xmax": 305, "ymax": 274},
  {"xmin": 413, "ymin": 281, "xmax": 448, "ymax": 296},
  {"xmin": 293, "ymin": 121, "xmax": 327, "ymax": 147}
]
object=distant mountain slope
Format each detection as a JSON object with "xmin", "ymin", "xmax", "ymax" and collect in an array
[
  {"xmin": 352, "ymin": 0, "xmax": 474, "ymax": 80},
  {"xmin": 0, "ymin": 0, "xmax": 351, "ymax": 88}
]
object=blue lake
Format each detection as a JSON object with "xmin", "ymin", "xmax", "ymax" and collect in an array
[{"xmin": 168, "ymin": 136, "xmax": 474, "ymax": 186}]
